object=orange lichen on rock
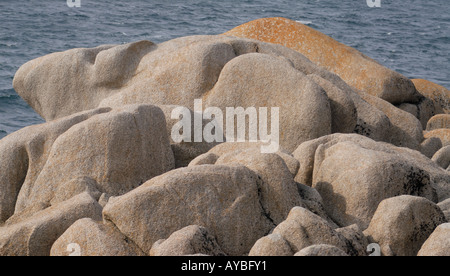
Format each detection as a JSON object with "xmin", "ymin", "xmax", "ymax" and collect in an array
[{"xmin": 223, "ymin": 17, "xmax": 420, "ymax": 105}]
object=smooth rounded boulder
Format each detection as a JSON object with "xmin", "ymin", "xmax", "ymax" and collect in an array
[
  {"xmin": 412, "ymin": 79, "xmax": 449, "ymax": 114},
  {"xmin": 426, "ymin": 114, "xmax": 450, "ymax": 131},
  {"xmin": 418, "ymin": 223, "xmax": 450, "ymax": 256},
  {"xmin": 150, "ymin": 225, "xmax": 225, "ymax": 256},
  {"xmin": 364, "ymin": 195, "xmax": 446, "ymax": 256},
  {"xmin": 13, "ymin": 105, "xmax": 175, "ymax": 217},
  {"xmin": 294, "ymin": 244, "xmax": 349, "ymax": 257},
  {"xmin": 102, "ymin": 165, "xmax": 275, "ymax": 256},
  {"xmin": 0, "ymin": 108, "xmax": 111, "ymax": 223},
  {"xmin": 224, "ymin": 17, "xmax": 421, "ymax": 105},
  {"xmin": 293, "ymin": 134, "xmax": 449, "ymax": 228},
  {"xmin": 50, "ymin": 218, "xmax": 145, "ymax": 256},
  {"xmin": 271, "ymin": 207, "xmax": 352, "ymax": 255},
  {"xmin": 248, "ymin": 233, "xmax": 294, "ymax": 256},
  {"xmin": 0, "ymin": 193, "xmax": 102, "ymax": 256}
]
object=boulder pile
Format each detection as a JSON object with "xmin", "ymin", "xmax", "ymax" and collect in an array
[{"xmin": 1, "ymin": 18, "xmax": 449, "ymax": 256}]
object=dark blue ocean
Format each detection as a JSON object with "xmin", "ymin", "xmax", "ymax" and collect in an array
[{"xmin": 0, "ymin": 0, "xmax": 449, "ymax": 139}]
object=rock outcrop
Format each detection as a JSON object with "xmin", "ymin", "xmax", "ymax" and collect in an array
[
  {"xmin": 150, "ymin": 225, "xmax": 225, "ymax": 256},
  {"xmin": 294, "ymin": 245, "xmax": 349, "ymax": 257},
  {"xmin": 102, "ymin": 165, "xmax": 275, "ymax": 256},
  {"xmin": 224, "ymin": 17, "xmax": 421, "ymax": 105},
  {"xmin": 292, "ymin": 134, "xmax": 449, "ymax": 228},
  {"xmin": 412, "ymin": 79, "xmax": 450, "ymax": 114},
  {"xmin": 418, "ymin": 223, "xmax": 450, "ymax": 256},
  {"xmin": 364, "ymin": 195, "xmax": 446, "ymax": 256},
  {"xmin": 1, "ymin": 18, "xmax": 449, "ymax": 257},
  {"xmin": 13, "ymin": 35, "xmax": 430, "ymax": 152},
  {"xmin": 50, "ymin": 218, "xmax": 145, "ymax": 256},
  {"xmin": 0, "ymin": 193, "xmax": 102, "ymax": 256}
]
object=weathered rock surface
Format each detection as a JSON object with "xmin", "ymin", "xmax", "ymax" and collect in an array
[
  {"xmin": 293, "ymin": 134, "xmax": 449, "ymax": 228},
  {"xmin": 296, "ymin": 183, "xmax": 338, "ymax": 228},
  {"xmin": 432, "ymin": 146, "xmax": 450, "ymax": 170},
  {"xmin": 438, "ymin": 199, "xmax": 450, "ymax": 222},
  {"xmin": 50, "ymin": 218, "xmax": 145, "ymax": 256},
  {"xmin": 248, "ymin": 233, "xmax": 294, "ymax": 256},
  {"xmin": 426, "ymin": 114, "xmax": 450, "ymax": 131},
  {"xmin": 215, "ymin": 148, "xmax": 303, "ymax": 224},
  {"xmin": 335, "ymin": 224, "xmax": 369, "ymax": 257},
  {"xmin": 4, "ymin": 20, "xmax": 450, "ymax": 257},
  {"xmin": 13, "ymin": 34, "xmax": 430, "ymax": 153},
  {"xmin": 358, "ymin": 92, "xmax": 423, "ymax": 150},
  {"xmin": 420, "ymin": 137, "xmax": 442, "ymax": 159},
  {"xmin": 294, "ymin": 244, "xmax": 349, "ymax": 257},
  {"xmin": 102, "ymin": 165, "xmax": 275, "ymax": 256},
  {"xmin": 13, "ymin": 105, "xmax": 175, "ymax": 218},
  {"xmin": 196, "ymin": 142, "xmax": 299, "ymax": 176},
  {"xmin": 202, "ymin": 52, "xmax": 332, "ymax": 152},
  {"xmin": 425, "ymin": 129, "xmax": 450, "ymax": 147},
  {"xmin": 13, "ymin": 42, "xmax": 154, "ymax": 121},
  {"xmin": 159, "ymin": 105, "xmax": 221, "ymax": 168},
  {"xmin": 398, "ymin": 97, "xmax": 444, "ymax": 130},
  {"xmin": 412, "ymin": 79, "xmax": 450, "ymax": 114},
  {"xmin": 0, "ymin": 193, "xmax": 102, "ymax": 256},
  {"xmin": 0, "ymin": 108, "xmax": 110, "ymax": 223},
  {"xmin": 150, "ymin": 225, "xmax": 225, "ymax": 256},
  {"xmin": 224, "ymin": 17, "xmax": 421, "ymax": 105},
  {"xmin": 418, "ymin": 223, "xmax": 450, "ymax": 256},
  {"xmin": 364, "ymin": 195, "xmax": 446, "ymax": 256},
  {"xmin": 271, "ymin": 207, "xmax": 352, "ymax": 255}
]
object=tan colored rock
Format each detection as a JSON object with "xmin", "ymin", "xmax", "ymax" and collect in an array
[
  {"xmin": 364, "ymin": 195, "xmax": 446, "ymax": 256},
  {"xmin": 358, "ymin": 92, "xmax": 423, "ymax": 150},
  {"xmin": 412, "ymin": 79, "xmax": 450, "ymax": 113},
  {"xmin": 296, "ymin": 183, "xmax": 338, "ymax": 229},
  {"xmin": 150, "ymin": 225, "xmax": 225, "ymax": 256},
  {"xmin": 420, "ymin": 137, "xmax": 442, "ymax": 159},
  {"xmin": 204, "ymin": 142, "xmax": 299, "ymax": 176},
  {"xmin": 432, "ymin": 146, "xmax": 450, "ymax": 170},
  {"xmin": 294, "ymin": 244, "xmax": 349, "ymax": 256},
  {"xmin": 203, "ymin": 52, "xmax": 332, "ymax": 152},
  {"xmin": 272, "ymin": 207, "xmax": 351, "ymax": 255},
  {"xmin": 159, "ymin": 105, "xmax": 222, "ymax": 168},
  {"xmin": 224, "ymin": 17, "xmax": 421, "ymax": 105},
  {"xmin": 426, "ymin": 114, "xmax": 450, "ymax": 131},
  {"xmin": 336, "ymin": 224, "xmax": 370, "ymax": 257},
  {"xmin": 248, "ymin": 233, "xmax": 294, "ymax": 256},
  {"xmin": 438, "ymin": 199, "xmax": 450, "ymax": 222},
  {"xmin": 314, "ymin": 141, "xmax": 437, "ymax": 228},
  {"xmin": 293, "ymin": 134, "xmax": 449, "ymax": 228},
  {"xmin": 418, "ymin": 223, "xmax": 450, "ymax": 256},
  {"xmin": 0, "ymin": 107, "xmax": 110, "ymax": 223},
  {"xmin": 188, "ymin": 152, "xmax": 220, "ymax": 167},
  {"xmin": 98, "ymin": 193, "xmax": 110, "ymax": 208},
  {"xmin": 0, "ymin": 193, "xmax": 102, "ymax": 256},
  {"xmin": 13, "ymin": 42, "xmax": 153, "ymax": 121},
  {"xmin": 398, "ymin": 96, "xmax": 444, "ymax": 130},
  {"xmin": 50, "ymin": 218, "xmax": 145, "ymax": 256},
  {"xmin": 102, "ymin": 165, "xmax": 275, "ymax": 256},
  {"xmin": 14, "ymin": 105, "xmax": 175, "ymax": 217},
  {"xmin": 424, "ymin": 128, "xmax": 450, "ymax": 147},
  {"xmin": 215, "ymin": 148, "xmax": 303, "ymax": 224},
  {"xmin": 50, "ymin": 177, "xmax": 102, "ymax": 206},
  {"xmin": 307, "ymin": 74, "xmax": 357, "ymax": 134},
  {"xmin": 14, "ymin": 34, "xmax": 430, "ymax": 154}
]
